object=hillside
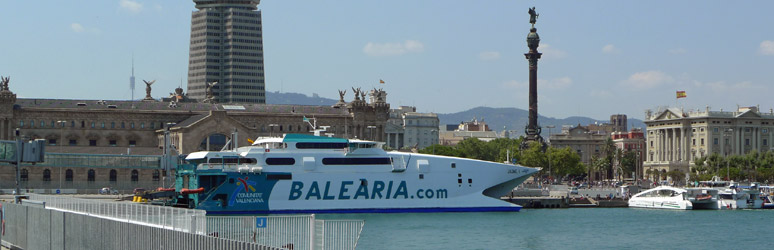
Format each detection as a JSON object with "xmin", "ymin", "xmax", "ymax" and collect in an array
[
  {"xmin": 438, "ymin": 107, "xmax": 646, "ymax": 137},
  {"xmin": 266, "ymin": 91, "xmax": 337, "ymax": 106}
]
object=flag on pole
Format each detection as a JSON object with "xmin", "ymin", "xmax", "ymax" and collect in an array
[
  {"xmin": 676, "ymin": 91, "xmax": 687, "ymax": 99},
  {"xmin": 379, "ymin": 79, "xmax": 385, "ymax": 84}
]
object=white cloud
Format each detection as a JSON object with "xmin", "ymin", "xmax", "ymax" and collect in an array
[
  {"xmin": 668, "ymin": 48, "xmax": 687, "ymax": 54},
  {"xmin": 70, "ymin": 23, "xmax": 85, "ymax": 33},
  {"xmin": 539, "ymin": 44, "xmax": 566, "ymax": 59},
  {"xmin": 759, "ymin": 40, "xmax": 774, "ymax": 55},
  {"xmin": 590, "ymin": 90, "xmax": 612, "ymax": 98},
  {"xmin": 621, "ymin": 71, "xmax": 674, "ymax": 89},
  {"xmin": 120, "ymin": 0, "xmax": 143, "ymax": 13},
  {"xmin": 602, "ymin": 44, "xmax": 620, "ymax": 54},
  {"xmin": 503, "ymin": 77, "xmax": 572, "ymax": 90},
  {"xmin": 478, "ymin": 51, "xmax": 500, "ymax": 61},
  {"xmin": 363, "ymin": 40, "xmax": 424, "ymax": 57}
]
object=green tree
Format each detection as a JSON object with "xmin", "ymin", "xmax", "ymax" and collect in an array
[
  {"xmin": 519, "ymin": 141, "xmax": 548, "ymax": 174},
  {"xmin": 548, "ymin": 146, "xmax": 584, "ymax": 178}
]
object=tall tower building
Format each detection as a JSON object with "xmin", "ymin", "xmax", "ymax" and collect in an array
[{"xmin": 187, "ymin": 0, "xmax": 265, "ymax": 104}]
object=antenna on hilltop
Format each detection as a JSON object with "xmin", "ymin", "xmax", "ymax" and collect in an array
[{"xmin": 130, "ymin": 55, "xmax": 136, "ymax": 101}]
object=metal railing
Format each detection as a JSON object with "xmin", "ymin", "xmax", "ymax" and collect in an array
[
  {"xmin": 1, "ymin": 202, "xmax": 277, "ymax": 250},
  {"xmin": 206, "ymin": 215, "xmax": 364, "ymax": 250},
  {"xmin": 28, "ymin": 194, "xmax": 207, "ymax": 234}
]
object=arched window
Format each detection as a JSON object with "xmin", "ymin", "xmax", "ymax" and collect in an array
[
  {"xmin": 152, "ymin": 170, "xmax": 160, "ymax": 182},
  {"xmin": 43, "ymin": 169, "xmax": 51, "ymax": 181},
  {"xmin": 88, "ymin": 169, "xmax": 96, "ymax": 182},
  {"xmin": 65, "ymin": 169, "xmax": 74, "ymax": 182},
  {"xmin": 131, "ymin": 170, "xmax": 139, "ymax": 182},
  {"xmin": 110, "ymin": 169, "xmax": 117, "ymax": 182},
  {"xmin": 198, "ymin": 134, "xmax": 228, "ymax": 151},
  {"xmin": 20, "ymin": 169, "xmax": 29, "ymax": 182},
  {"xmin": 111, "ymin": 122, "xmax": 115, "ymax": 128}
]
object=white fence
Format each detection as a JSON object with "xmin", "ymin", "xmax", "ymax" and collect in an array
[
  {"xmin": 0, "ymin": 202, "xmax": 277, "ymax": 250},
  {"xmin": 28, "ymin": 194, "xmax": 207, "ymax": 234},
  {"xmin": 206, "ymin": 215, "xmax": 364, "ymax": 250}
]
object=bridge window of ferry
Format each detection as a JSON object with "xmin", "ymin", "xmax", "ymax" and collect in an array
[
  {"xmin": 266, "ymin": 158, "xmax": 295, "ymax": 165},
  {"xmin": 296, "ymin": 142, "xmax": 347, "ymax": 149},
  {"xmin": 322, "ymin": 158, "xmax": 391, "ymax": 165},
  {"xmin": 65, "ymin": 169, "xmax": 73, "ymax": 182}
]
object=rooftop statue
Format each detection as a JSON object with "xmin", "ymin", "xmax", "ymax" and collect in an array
[
  {"xmin": 0, "ymin": 76, "xmax": 8, "ymax": 91},
  {"xmin": 205, "ymin": 81, "xmax": 218, "ymax": 99},
  {"xmin": 352, "ymin": 87, "xmax": 361, "ymax": 101},
  {"xmin": 338, "ymin": 89, "xmax": 346, "ymax": 102},
  {"xmin": 528, "ymin": 7, "xmax": 539, "ymax": 28},
  {"xmin": 143, "ymin": 80, "xmax": 156, "ymax": 99}
]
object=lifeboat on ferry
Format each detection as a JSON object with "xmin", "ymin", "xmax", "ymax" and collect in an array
[{"xmin": 181, "ymin": 187, "xmax": 205, "ymax": 194}]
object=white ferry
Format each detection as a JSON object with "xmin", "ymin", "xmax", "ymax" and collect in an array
[
  {"xmin": 628, "ymin": 186, "xmax": 693, "ymax": 210},
  {"xmin": 175, "ymin": 134, "xmax": 538, "ymax": 214}
]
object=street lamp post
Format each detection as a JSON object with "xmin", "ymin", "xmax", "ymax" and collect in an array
[
  {"xmin": 269, "ymin": 124, "xmax": 278, "ymax": 137},
  {"xmin": 366, "ymin": 126, "xmax": 376, "ymax": 141},
  {"xmin": 57, "ymin": 120, "xmax": 67, "ymax": 192},
  {"xmin": 546, "ymin": 125, "xmax": 555, "ymax": 182},
  {"xmin": 724, "ymin": 128, "xmax": 733, "ymax": 181}
]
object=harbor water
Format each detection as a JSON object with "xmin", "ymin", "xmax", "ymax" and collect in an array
[{"xmin": 320, "ymin": 208, "xmax": 774, "ymax": 249}]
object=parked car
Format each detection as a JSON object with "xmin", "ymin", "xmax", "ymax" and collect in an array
[
  {"xmin": 99, "ymin": 187, "xmax": 119, "ymax": 195},
  {"xmin": 569, "ymin": 187, "xmax": 579, "ymax": 195}
]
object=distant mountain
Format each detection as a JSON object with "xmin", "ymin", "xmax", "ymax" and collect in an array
[
  {"xmin": 266, "ymin": 91, "xmax": 337, "ymax": 106},
  {"xmin": 437, "ymin": 107, "xmax": 646, "ymax": 137},
  {"xmin": 265, "ymin": 93, "xmax": 647, "ymax": 135}
]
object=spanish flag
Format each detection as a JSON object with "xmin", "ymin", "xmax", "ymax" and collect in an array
[
  {"xmin": 379, "ymin": 79, "xmax": 385, "ymax": 84},
  {"xmin": 676, "ymin": 91, "xmax": 687, "ymax": 99}
]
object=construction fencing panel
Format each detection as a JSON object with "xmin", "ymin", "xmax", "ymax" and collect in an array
[
  {"xmin": 207, "ymin": 215, "xmax": 364, "ymax": 250},
  {"xmin": 0, "ymin": 202, "xmax": 279, "ymax": 250},
  {"xmin": 29, "ymin": 194, "xmax": 207, "ymax": 234}
]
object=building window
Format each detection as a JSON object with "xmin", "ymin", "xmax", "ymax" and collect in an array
[
  {"xmin": 701, "ymin": 139, "xmax": 704, "ymax": 145},
  {"xmin": 153, "ymin": 170, "xmax": 160, "ymax": 182},
  {"xmin": 71, "ymin": 121, "xmax": 75, "ymax": 127},
  {"xmin": 745, "ymin": 139, "xmax": 750, "ymax": 146},
  {"xmin": 90, "ymin": 140, "xmax": 97, "ymax": 146},
  {"xmin": 692, "ymin": 139, "xmax": 696, "ymax": 146},
  {"xmin": 69, "ymin": 139, "xmax": 77, "ymax": 146},
  {"xmin": 41, "ymin": 121, "xmax": 45, "ymax": 127},
  {"xmin": 110, "ymin": 170, "xmax": 117, "ymax": 182},
  {"xmin": 101, "ymin": 122, "xmax": 105, "ymax": 128},
  {"xmin": 111, "ymin": 122, "xmax": 115, "ymax": 128},
  {"xmin": 49, "ymin": 139, "xmax": 56, "ymax": 146},
  {"xmin": 141, "ymin": 123, "xmax": 145, "ymax": 129},
  {"xmin": 30, "ymin": 120, "xmax": 34, "ymax": 128},
  {"xmin": 650, "ymin": 141, "xmax": 653, "ymax": 147},
  {"xmin": 714, "ymin": 138, "xmax": 718, "ymax": 145},
  {"xmin": 21, "ymin": 169, "xmax": 28, "ymax": 181},
  {"xmin": 19, "ymin": 121, "xmax": 24, "ymax": 127},
  {"xmin": 129, "ymin": 140, "xmax": 136, "ymax": 147},
  {"xmin": 764, "ymin": 139, "xmax": 769, "ymax": 146},
  {"xmin": 121, "ymin": 122, "xmax": 125, "ymax": 129},
  {"xmin": 51, "ymin": 121, "xmax": 55, "ymax": 127},
  {"xmin": 131, "ymin": 170, "xmax": 139, "ymax": 182},
  {"xmin": 65, "ymin": 169, "xmax": 73, "ymax": 182},
  {"xmin": 713, "ymin": 128, "xmax": 719, "ymax": 132},
  {"xmin": 43, "ymin": 169, "xmax": 51, "ymax": 181},
  {"xmin": 764, "ymin": 129, "xmax": 769, "ymax": 134},
  {"xmin": 81, "ymin": 121, "xmax": 85, "ymax": 128},
  {"xmin": 152, "ymin": 122, "xmax": 156, "ymax": 129},
  {"xmin": 131, "ymin": 122, "xmax": 135, "ymax": 129},
  {"xmin": 88, "ymin": 169, "xmax": 96, "ymax": 182},
  {"xmin": 91, "ymin": 122, "xmax": 95, "ymax": 128},
  {"xmin": 725, "ymin": 138, "xmax": 730, "ymax": 145},
  {"xmin": 109, "ymin": 140, "xmax": 117, "ymax": 146},
  {"xmin": 199, "ymin": 134, "xmax": 227, "ymax": 151}
]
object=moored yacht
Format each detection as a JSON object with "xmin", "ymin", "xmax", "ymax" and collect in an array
[
  {"xmin": 175, "ymin": 133, "xmax": 539, "ymax": 214},
  {"xmin": 717, "ymin": 184, "xmax": 764, "ymax": 209},
  {"xmin": 628, "ymin": 186, "xmax": 693, "ymax": 210}
]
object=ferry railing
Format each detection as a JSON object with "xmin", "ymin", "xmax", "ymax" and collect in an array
[
  {"xmin": 206, "ymin": 214, "xmax": 364, "ymax": 250},
  {"xmin": 27, "ymin": 194, "xmax": 207, "ymax": 234}
]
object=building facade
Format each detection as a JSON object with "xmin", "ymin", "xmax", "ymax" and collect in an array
[
  {"xmin": 549, "ymin": 126, "xmax": 607, "ymax": 168},
  {"xmin": 643, "ymin": 106, "xmax": 774, "ymax": 179},
  {"xmin": 439, "ymin": 118, "xmax": 499, "ymax": 146},
  {"xmin": 187, "ymin": 0, "xmax": 266, "ymax": 103},
  {"xmin": 0, "ymin": 84, "xmax": 388, "ymax": 192},
  {"xmin": 384, "ymin": 106, "xmax": 439, "ymax": 149},
  {"xmin": 611, "ymin": 129, "xmax": 645, "ymax": 180}
]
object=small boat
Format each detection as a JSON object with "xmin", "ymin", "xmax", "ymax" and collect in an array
[
  {"xmin": 717, "ymin": 184, "xmax": 764, "ymax": 209},
  {"xmin": 628, "ymin": 186, "xmax": 693, "ymax": 210},
  {"xmin": 685, "ymin": 188, "xmax": 720, "ymax": 210}
]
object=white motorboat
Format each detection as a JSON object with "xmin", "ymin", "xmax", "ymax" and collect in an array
[
  {"xmin": 628, "ymin": 186, "xmax": 693, "ymax": 210},
  {"xmin": 717, "ymin": 184, "xmax": 764, "ymax": 209}
]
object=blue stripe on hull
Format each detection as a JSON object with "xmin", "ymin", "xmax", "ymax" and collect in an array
[{"xmin": 205, "ymin": 206, "xmax": 522, "ymax": 215}]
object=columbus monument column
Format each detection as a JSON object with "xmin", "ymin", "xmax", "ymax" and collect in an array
[{"xmin": 521, "ymin": 7, "xmax": 546, "ymax": 150}]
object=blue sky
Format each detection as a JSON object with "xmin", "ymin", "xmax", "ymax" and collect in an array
[{"xmin": 1, "ymin": 0, "xmax": 773, "ymax": 120}]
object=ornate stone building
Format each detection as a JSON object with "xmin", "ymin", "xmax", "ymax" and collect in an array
[
  {"xmin": 0, "ymin": 82, "xmax": 389, "ymax": 193},
  {"xmin": 643, "ymin": 106, "xmax": 774, "ymax": 180}
]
